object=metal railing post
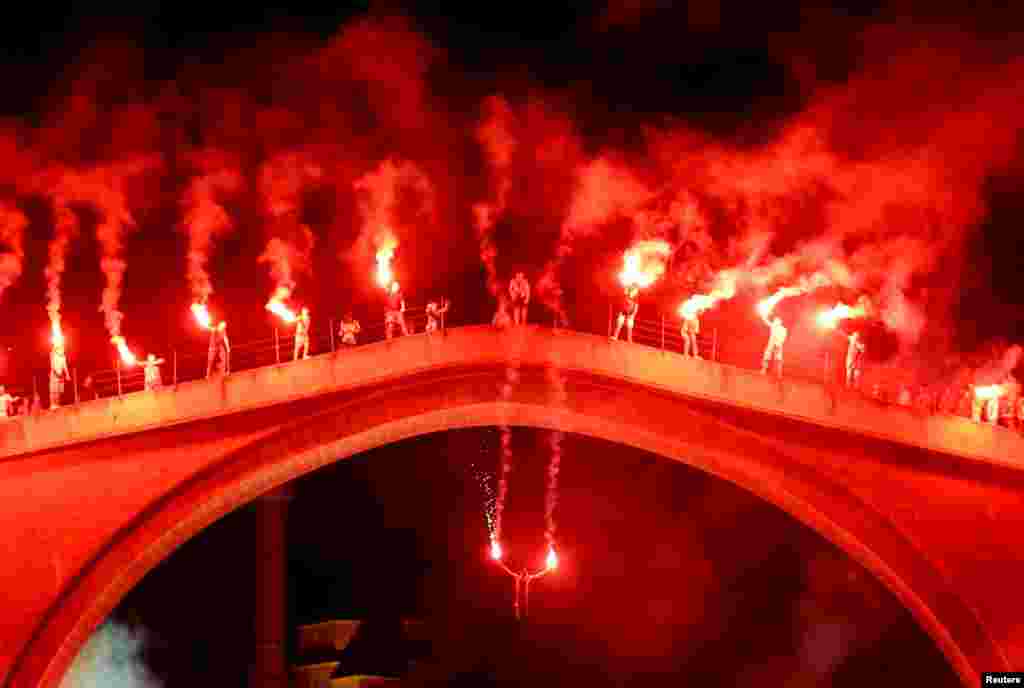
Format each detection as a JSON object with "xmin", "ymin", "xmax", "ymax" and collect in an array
[
  {"xmin": 274, "ymin": 327, "xmax": 280, "ymax": 364},
  {"xmin": 329, "ymin": 318, "xmax": 335, "ymax": 352},
  {"xmin": 712, "ymin": 328, "xmax": 719, "ymax": 362},
  {"xmin": 660, "ymin": 315, "xmax": 666, "ymax": 350},
  {"xmin": 173, "ymin": 349, "xmax": 178, "ymax": 386},
  {"xmin": 823, "ymin": 351, "xmax": 830, "ymax": 386},
  {"xmin": 73, "ymin": 367, "xmax": 79, "ymax": 404},
  {"xmin": 32, "ymin": 375, "xmax": 38, "ymax": 413},
  {"xmin": 116, "ymin": 359, "xmax": 123, "ymax": 397}
]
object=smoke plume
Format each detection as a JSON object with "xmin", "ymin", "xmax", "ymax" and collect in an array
[
  {"xmin": 59, "ymin": 620, "xmax": 161, "ymax": 688},
  {"xmin": 353, "ymin": 158, "xmax": 435, "ymax": 278},
  {"xmin": 181, "ymin": 150, "xmax": 243, "ymax": 304},
  {"xmin": 473, "ymin": 95, "xmax": 517, "ymax": 297},
  {"xmin": 257, "ymin": 152, "xmax": 321, "ymax": 295},
  {"xmin": 0, "ymin": 200, "xmax": 28, "ymax": 302}
]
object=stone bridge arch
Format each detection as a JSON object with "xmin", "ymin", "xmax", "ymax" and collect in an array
[{"xmin": 1, "ymin": 327, "xmax": 1021, "ymax": 687}]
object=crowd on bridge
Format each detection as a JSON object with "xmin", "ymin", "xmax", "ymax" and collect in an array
[{"xmin": 2, "ymin": 272, "xmax": 1022, "ymax": 434}]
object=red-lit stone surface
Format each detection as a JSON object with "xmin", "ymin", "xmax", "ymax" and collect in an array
[{"xmin": 0, "ymin": 325, "xmax": 1021, "ymax": 687}]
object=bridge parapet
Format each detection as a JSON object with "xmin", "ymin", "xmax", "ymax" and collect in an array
[{"xmin": 0, "ymin": 325, "xmax": 1020, "ymax": 469}]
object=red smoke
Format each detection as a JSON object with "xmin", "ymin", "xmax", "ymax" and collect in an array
[
  {"xmin": 0, "ymin": 201, "xmax": 27, "ymax": 302},
  {"xmin": 353, "ymin": 158, "xmax": 435, "ymax": 279},
  {"xmin": 473, "ymin": 95, "xmax": 517, "ymax": 296},
  {"xmin": 181, "ymin": 150, "xmax": 244, "ymax": 304},
  {"xmin": 257, "ymin": 152, "xmax": 321, "ymax": 294}
]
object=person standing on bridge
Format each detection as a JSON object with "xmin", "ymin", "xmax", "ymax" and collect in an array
[
  {"xmin": 385, "ymin": 282, "xmax": 409, "ymax": 340},
  {"xmin": 143, "ymin": 354, "xmax": 166, "ymax": 391},
  {"xmin": 49, "ymin": 334, "xmax": 70, "ymax": 409},
  {"xmin": 293, "ymin": 307, "xmax": 311, "ymax": 360},
  {"xmin": 611, "ymin": 285, "xmax": 640, "ymax": 343},
  {"xmin": 845, "ymin": 330, "xmax": 865, "ymax": 388},
  {"xmin": 680, "ymin": 310, "xmax": 700, "ymax": 358},
  {"xmin": 425, "ymin": 298, "xmax": 449, "ymax": 334},
  {"xmin": 760, "ymin": 315, "xmax": 787, "ymax": 377},
  {"xmin": 0, "ymin": 385, "xmax": 20, "ymax": 418},
  {"xmin": 208, "ymin": 321, "xmax": 230, "ymax": 377},
  {"xmin": 339, "ymin": 312, "xmax": 361, "ymax": 346},
  {"xmin": 509, "ymin": 272, "xmax": 530, "ymax": 326}
]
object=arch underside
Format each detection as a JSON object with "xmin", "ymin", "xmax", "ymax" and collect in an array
[{"xmin": 13, "ymin": 366, "xmax": 997, "ymax": 688}]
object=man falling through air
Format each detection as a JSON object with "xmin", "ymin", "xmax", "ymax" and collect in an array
[
  {"xmin": 509, "ymin": 272, "xmax": 530, "ymax": 326},
  {"xmin": 294, "ymin": 307, "xmax": 311, "ymax": 360},
  {"xmin": 611, "ymin": 286, "xmax": 640, "ymax": 343}
]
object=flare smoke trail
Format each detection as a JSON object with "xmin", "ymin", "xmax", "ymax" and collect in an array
[
  {"xmin": 257, "ymin": 152, "xmax": 321, "ymax": 297},
  {"xmin": 59, "ymin": 620, "xmax": 161, "ymax": 688},
  {"xmin": 539, "ymin": 157, "xmax": 654, "ymax": 324},
  {"xmin": 491, "ymin": 365, "xmax": 519, "ymax": 546},
  {"xmin": 0, "ymin": 200, "xmax": 28, "ymax": 303},
  {"xmin": 49, "ymin": 158, "xmax": 157, "ymax": 337},
  {"xmin": 543, "ymin": 366, "xmax": 567, "ymax": 548},
  {"xmin": 473, "ymin": 95, "xmax": 517, "ymax": 297},
  {"xmin": 353, "ymin": 158, "xmax": 435, "ymax": 277},
  {"xmin": 45, "ymin": 201, "xmax": 79, "ymax": 328},
  {"xmin": 181, "ymin": 151, "xmax": 243, "ymax": 304}
]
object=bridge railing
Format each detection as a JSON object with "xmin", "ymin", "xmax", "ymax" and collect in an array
[
  {"xmin": 13, "ymin": 303, "xmax": 995, "ymax": 426},
  {"xmin": 80, "ymin": 306, "xmax": 432, "ymax": 399}
]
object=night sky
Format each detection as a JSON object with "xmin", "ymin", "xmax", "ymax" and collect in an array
[{"xmin": 9, "ymin": 1, "xmax": 1021, "ymax": 684}]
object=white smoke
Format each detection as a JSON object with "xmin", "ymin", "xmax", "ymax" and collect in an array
[{"xmin": 59, "ymin": 621, "xmax": 161, "ymax": 688}]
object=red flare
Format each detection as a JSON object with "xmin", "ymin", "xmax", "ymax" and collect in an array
[
  {"xmin": 545, "ymin": 546, "xmax": 558, "ymax": 571},
  {"xmin": 817, "ymin": 301, "xmax": 866, "ymax": 329},
  {"xmin": 190, "ymin": 302, "xmax": 213, "ymax": 330},
  {"xmin": 265, "ymin": 286, "xmax": 297, "ymax": 323},
  {"xmin": 678, "ymin": 271, "xmax": 738, "ymax": 319},
  {"xmin": 49, "ymin": 316, "xmax": 65, "ymax": 348},
  {"xmin": 111, "ymin": 336, "xmax": 137, "ymax": 366},
  {"xmin": 490, "ymin": 540, "xmax": 503, "ymax": 561},
  {"xmin": 618, "ymin": 239, "xmax": 671, "ymax": 289},
  {"xmin": 974, "ymin": 384, "xmax": 1005, "ymax": 401},
  {"xmin": 375, "ymin": 242, "xmax": 397, "ymax": 289}
]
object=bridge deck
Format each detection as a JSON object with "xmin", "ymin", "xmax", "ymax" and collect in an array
[{"xmin": 0, "ymin": 325, "xmax": 1020, "ymax": 469}]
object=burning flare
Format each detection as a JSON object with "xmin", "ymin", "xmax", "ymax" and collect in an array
[
  {"xmin": 545, "ymin": 546, "xmax": 558, "ymax": 571},
  {"xmin": 817, "ymin": 297, "xmax": 870, "ymax": 329},
  {"xmin": 974, "ymin": 384, "xmax": 1006, "ymax": 401},
  {"xmin": 265, "ymin": 286, "xmax": 297, "ymax": 323},
  {"xmin": 111, "ymin": 336, "xmax": 137, "ymax": 366},
  {"xmin": 49, "ymin": 314, "xmax": 65, "ymax": 348},
  {"xmin": 490, "ymin": 540, "xmax": 503, "ymax": 561},
  {"xmin": 678, "ymin": 271, "xmax": 738, "ymax": 319},
  {"xmin": 375, "ymin": 241, "xmax": 397, "ymax": 289},
  {"xmin": 190, "ymin": 302, "xmax": 213, "ymax": 330},
  {"xmin": 618, "ymin": 240, "xmax": 672, "ymax": 289}
]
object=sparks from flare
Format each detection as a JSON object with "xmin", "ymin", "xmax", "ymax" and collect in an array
[
  {"xmin": 618, "ymin": 240, "xmax": 671, "ymax": 289},
  {"xmin": 111, "ymin": 336, "xmax": 137, "ymax": 366}
]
